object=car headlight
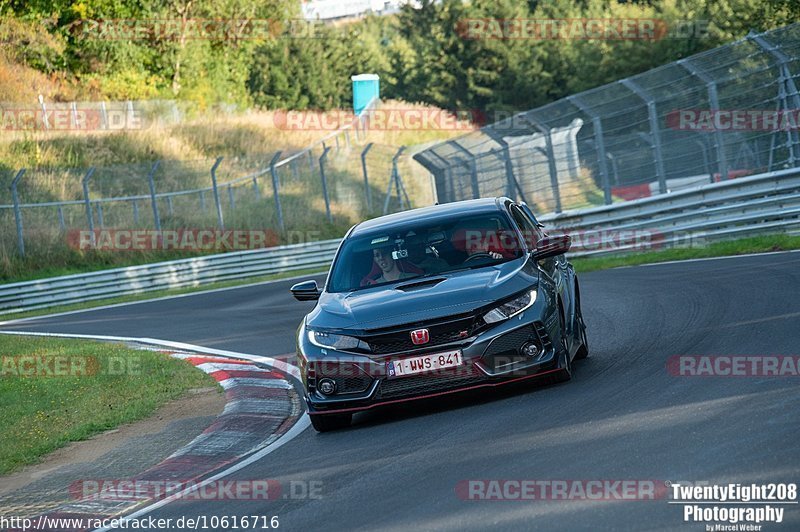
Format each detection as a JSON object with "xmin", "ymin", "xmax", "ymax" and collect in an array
[
  {"xmin": 483, "ymin": 289, "xmax": 537, "ymax": 324},
  {"xmin": 307, "ymin": 329, "xmax": 361, "ymax": 350}
]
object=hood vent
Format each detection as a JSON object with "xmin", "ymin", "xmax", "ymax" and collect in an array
[{"xmin": 395, "ymin": 277, "xmax": 447, "ymax": 292}]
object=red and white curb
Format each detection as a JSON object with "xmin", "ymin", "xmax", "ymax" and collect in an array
[{"xmin": 0, "ymin": 331, "xmax": 309, "ymax": 531}]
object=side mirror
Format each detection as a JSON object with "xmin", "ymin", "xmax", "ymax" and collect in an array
[
  {"xmin": 290, "ymin": 280, "xmax": 321, "ymax": 301},
  {"xmin": 532, "ymin": 234, "xmax": 571, "ymax": 260}
]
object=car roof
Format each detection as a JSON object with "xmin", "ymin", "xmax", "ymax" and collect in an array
[{"xmin": 350, "ymin": 197, "xmax": 509, "ymax": 236}]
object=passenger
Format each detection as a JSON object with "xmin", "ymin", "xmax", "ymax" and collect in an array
[{"xmin": 371, "ymin": 247, "xmax": 416, "ymax": 284}]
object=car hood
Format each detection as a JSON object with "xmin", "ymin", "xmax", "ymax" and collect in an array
[{"xmin": 307, "ymin": 258, "xmax": 538, "ymax": 331}]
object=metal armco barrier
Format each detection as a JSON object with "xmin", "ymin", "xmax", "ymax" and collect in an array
[
  {"xmin": 0, "ymin": 239, "xmax": 341, "ymax": 315},
  {"xmin": 2, "ymin": 167, "xmax": 800, "ymax": 315}
]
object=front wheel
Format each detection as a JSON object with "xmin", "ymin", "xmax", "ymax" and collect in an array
[
  {"xmin": 309, "ymin": 412, "xmax": 352, "ymax": 432},
  {"xmin": 552, "ymin": 305, "xmax": 572, "ymax": 383},
  {"xmin": 574, "ymin": 291, "xmax": 590, "ymax": 360}
]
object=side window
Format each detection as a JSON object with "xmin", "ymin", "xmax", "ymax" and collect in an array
[{"xmin": 509, "ymin": 205, "xmax": 541, "ymax": 250}]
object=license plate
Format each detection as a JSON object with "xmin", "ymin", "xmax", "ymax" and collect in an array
[{"xmin": 386, "ymin": 350, "xmax": 463, "ymax": 379}]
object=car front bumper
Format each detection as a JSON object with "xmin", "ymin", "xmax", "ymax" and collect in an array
[{"xmin": 297, "ymin": 300, "xmax": 563, "ymax": 415}]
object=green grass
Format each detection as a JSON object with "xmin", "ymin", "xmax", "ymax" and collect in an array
[
  {"xmin": 571, "ymin": 234, "xmax": 800, "ymax": 273},
  {"xmin": 0, "ymin": 266, "xmax": 328, "ymax": 322},
  {"xmin": 0, "ymin": 334, "xmax": 219, "ymax": 475}
]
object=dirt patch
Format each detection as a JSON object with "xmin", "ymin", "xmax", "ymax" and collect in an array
[{"xmin": 0, "ymin": 386, "xmax": 224, "ymax": 496}]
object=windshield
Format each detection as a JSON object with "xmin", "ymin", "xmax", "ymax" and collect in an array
[{"xmin": 328, "ymin": 212, "xmax": 523, "ymax": 292}]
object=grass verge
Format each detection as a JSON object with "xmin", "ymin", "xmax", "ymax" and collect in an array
[
  {"xmin": 571, "ymin": 234, "xmax": 800, "ymax": 273},
  {"xmin": 0, "ymin": 335, "xmax": 219, "ymax": 475}
]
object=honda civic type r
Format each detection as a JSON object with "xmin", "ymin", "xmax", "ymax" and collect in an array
[{"xmin": 291, "ymin": 197, "xmax": 589, "ymax": 432}]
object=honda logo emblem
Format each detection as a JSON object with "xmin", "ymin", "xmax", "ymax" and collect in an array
[{"xmin": 410, "ymin": 328, "xmax": 430, "ymax": 345}]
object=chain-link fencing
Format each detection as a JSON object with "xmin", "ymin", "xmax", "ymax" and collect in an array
[{"xmin": 414, "ymin": 23, "xmax": 800, "ymax": 215}]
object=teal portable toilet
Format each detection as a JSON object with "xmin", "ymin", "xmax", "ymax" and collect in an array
[{"xmin": 352, "ymin": 74, "xmax": 380, "ymax": 115}]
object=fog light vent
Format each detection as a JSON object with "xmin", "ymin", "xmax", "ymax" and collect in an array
[
  {"xmin": 318, "ymin": 378, "xmax": 337, "ymax": 395},
  {"xmin": 522, "ymin": 342, "xmax": 540, "ymax": 358}
]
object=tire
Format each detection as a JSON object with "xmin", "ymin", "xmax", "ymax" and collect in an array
[
  {"xmin": 552, "ymin": 303, "xmax": 572, "ymax": 383},
  {"xmin": 309, "ymin": 412, "xmax": 352, "ymax": 432},
  {"xmin": 574, "ymin": 291, "xmax": 590, "ymax": 360}
]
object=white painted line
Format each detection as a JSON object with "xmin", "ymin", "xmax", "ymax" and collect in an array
[
  {"xmin": 196, "ymin": 362, "xmax": 270, "ymax": 373},
  {"xmin": 0, "ymin": 330, "xmax": 300, "ymax": 379},
  {"xmin": 0, "ymin": 329, "xmax": 311, "ymax": 531},
  {"xmin": 612, "ymin": 248, "xmax": 800, "ymax": 269},
  {"xmin": 94, "ymin": 415, "xmax": 310, "ymax": 532},
  {"xmin": 0, "ymin": 270, "xmax": 327, "ymax": 326}
]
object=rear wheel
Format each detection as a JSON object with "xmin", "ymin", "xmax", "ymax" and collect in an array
[{"xmin": 309, "ymin": 412, "xmax": 352, "ymax": 432}]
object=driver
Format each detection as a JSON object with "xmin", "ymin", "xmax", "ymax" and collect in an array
[{"xmin": 464, "ymin": 234, "xmax": 503, "ymax": 260}]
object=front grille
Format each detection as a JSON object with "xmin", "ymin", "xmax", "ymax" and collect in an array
[
  {"xmin": 481, "ymin": 325, "xmax": 537, "ymax": 372},
  {"xmin": 362, "ymin": 314, "xmax": 481, "ymax": 355},
  {"xmin": 334, "ymin": 375, "xmax": 372, "ymax": 394},
  {"xmin": 318, "ymin": 363, "xmax": 373, "ymax": 395},
  {"xmin": 379, "ymin": 363, "xmax": 486, "ymax": 399}
]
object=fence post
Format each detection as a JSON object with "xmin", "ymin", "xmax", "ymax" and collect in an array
[
  {"xmin": 57, "ymin": 205, "xmax": 65, "ymax": 231},
  {"xmin": 361, "ymin": 143, "xmax": 374, "ymax": 210},
  {"xmin": 166, "ymin": 196, "xmax": 174, "ymax": 217},
  {"xmin": 38, "ymin": 94, "xmax": 50, "ymax": 130},
  {"xmin": 100, "ymin": 101, "xmax": 108, "ymax": 130},
  {"xmin": 318, "ymin": 146, "xmax": 333, "ymax": 223},
  {"xmin": 82, "ymin": 167, "xmax": 96, "ymax": 246},
  {"xmin": 9, "ymin": 169, "xmax": 26, "ymax": 257},
  {"xmin": 96, "ymin": 202, "xmax": 105, "ymax": 228},
  {"xmin": 199, "ymin": 190, "xmax": 207, "ymax": 212},
  {"xmin": 252, "ymin": 176, "xmax": 260, "ymax": 199},
  {"xmin": 269, "ymin": 151, "xmax": 285, "ymax": 233},
  {"xmin": 210, "ymin": 157, "xmax": 225, "ymax": 230},
  {"xmin": 621, "ymin": 78, "xmax": 667, "ymax": 194},
  {"xmin": 146, "ymin": 160, "xmax": 161, "ymax": 231},
  {"xmin": 132, "ymin": 199, "xmax": 139, "ymax": 223},
  {"xmin": 448, "ymin": 140, "xmax": 480, "ymax": 199},
  {"xmin": 491, "ymin": 136, "xmax": 521, "ymax": 203},
  {"xmin": 749, "ymin": 32, "xmax": 800, "ymax": 167},
  {"xmin": 678, "ymin": 59, "xmax": 729, "ymax": 183},
  {"xmin": 569, "ymin": 95, "xmax": 612, "ymax": 205},
  {"xmin": 384, "ymin": 147, "xmax": 408, "ymax": 214},
  {"xmin": 525, "ymin": 115, "xmax": 563, "ymax": 213},
  {"xmin": 228, "ymin": 185, "xmax": 235, "ymax": 211},
  {"xmin": 393, "ymin": 147, "xmax": 410, "ymax": 209}
]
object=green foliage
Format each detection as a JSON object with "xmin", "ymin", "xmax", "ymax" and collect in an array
[{"xmin": 1, "ymin": 0, "xmax": 797, "ymax": 111}]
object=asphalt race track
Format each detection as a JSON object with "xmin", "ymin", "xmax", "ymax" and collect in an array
[{"xmin": 3, "ymin": 251, "xmax": 800, "ymax": 530}]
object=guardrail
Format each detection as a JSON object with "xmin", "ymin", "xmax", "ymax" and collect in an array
[
  {"xmin": 541, "ymin": 167, "xmax": 800, "ymax": 258},
  {"xmin": 0, "ymin": 239, "xmax": 341, "ymax": 315},
  {"xmin": 3, "ymin": 167, "xmax": 800, "ymax": 315}
]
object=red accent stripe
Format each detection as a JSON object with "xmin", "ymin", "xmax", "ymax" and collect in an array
[
  {"xmin": 208, "ymin": 369, "xmax": 284, "ymax": 381},
  {"xmin": 183, "ymin": 356, "xmax": 255, "ymax": 366},
  {"xmin": 308, "ymin": 368, "xmax": 562, "ymax": 415}
]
